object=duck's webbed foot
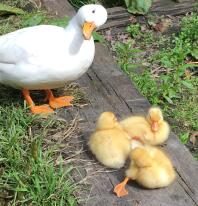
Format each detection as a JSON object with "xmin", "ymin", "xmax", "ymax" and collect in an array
[
  {"xmin": 45, "ymin": 89, "xmax": 74, "ymax": 109},
  {"xmin": 22, "ymin": 89, "xmax": 53, "ymax": 114},
  {"xmin": 30, "ymin": 105, "xmax": 53, "ymax": 114}
]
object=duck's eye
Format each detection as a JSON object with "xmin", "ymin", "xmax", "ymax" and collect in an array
[{"xmin": 92, "ymin": 9, "xmax": 95, "ymax": 13}]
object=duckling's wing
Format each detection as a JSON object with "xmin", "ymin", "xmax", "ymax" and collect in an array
[{"xmin": 131, "ymin": 148, "xmax": 153, "ymax": 167}]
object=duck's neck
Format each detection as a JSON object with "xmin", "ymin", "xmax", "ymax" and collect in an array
[
  {"xmin": 65, "ymin": 17, "xmax": 83, "ymax": 39},
  {"xmin": 65, "ymin": 17, "xmax": 91, "ymax": 55}
]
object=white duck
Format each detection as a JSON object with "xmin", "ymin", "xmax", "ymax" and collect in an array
[{"xmin": 0, "ymin": 4, "xmax": 107, "ymax": 114}]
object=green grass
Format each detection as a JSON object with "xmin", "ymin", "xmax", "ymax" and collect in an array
[
  {"xmin": 0, "ymin": 11, "xmax": 70, "ymax": 36},
  {"xmin": 152, "ymin": 13, "xmax": 198, "ymax": 67},
  {"xmin": 114, "ymin": 13, "xmax": 198, "ymax": 154},
  {"xmin": 1, "ymin": 0, "xmax": 29, "ymax": 8},
  {"xmin": 0, "ymin": 104, "xmax": 78, "ymax": 205}
]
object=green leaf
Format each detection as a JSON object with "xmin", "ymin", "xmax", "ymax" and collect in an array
[
  {"xmin": 47, "ymin": 16, "xmax": 70, "ymax": 27},
  {"xmin": 127, "ymin": 63, "xmax": 143, "ymax": 69},
  {"xmin": 126, "ymin": 24, "xmax": 141, "ymax": 37},
  {"xmin": 0, "ymin": 157, "xmax": 7, "ymax": 162},
  {"xmin": 130, "ymin": 48, "xmax": 142, "ymax": 53},
  {"xmin": 0, "ymin": 3, "xmax": 25, "ymax": 15},
  {"xmin": 168, "ymin": 89, "xmax": 179, "ymax": 99},
  {"xmin": 67, "ymin": 196, "xmax": 77, "ymax": 206},
  {"xmin": 93, "ymin": 31, "xmax": 105, "ymax": 43},
  {"xmin": 181, "ymin": 80, "xmax": 195, "ymax": 90},
  {"xmin": 125, "ymin": 0, "xmax": 153, "ymax": 14},
  {"xmin": 15, "ymin": 187, "xmax": 29, "ymax": 192},
  {"xmin": 177, "ymin": 64, "xmax": 197, "ymax": 76},
  {"xmin": 31, "ymin": 141, "xmax": 38, "ymax": 161},
  {"xmin": 22, "ymin": 14, "xmax": 44, "ymax": 27},
  {"xmin": 164, "ymin": 95, "xmax": 173, "ymax": 104},
  {"xmin": 179, "ymin": 132, "xmax": 189, "ymax": 144},
  {"xmin": 161, "ymin": 75, "xmax": 170, "ymax": 83},
  {"xmin": 191, "ymin": 48, "xmax": 198, "ymax": 59}
]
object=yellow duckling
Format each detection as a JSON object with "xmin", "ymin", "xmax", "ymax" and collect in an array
[
  {"xmin": 88, "ymin": 112, "xmax": 131, "ymax": 169},
  {"xmin": 120, "ymin": 107, "xmax": 170, "ymax": 145},
  {"xmin": 114, "ymin": 145, "xmax": 176, "ymax": 197}
]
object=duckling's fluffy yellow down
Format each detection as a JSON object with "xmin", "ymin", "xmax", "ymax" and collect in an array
[{"xmin": 88, "ymin": 112, "xmax": 131, "ymax": 169}]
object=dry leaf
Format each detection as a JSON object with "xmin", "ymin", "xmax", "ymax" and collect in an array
[
  {"xmin": 153, "ymin": 19, "xmax": 172, "ymax": 33},
  {"xmin": 129, "ymin": 16, "xmax": 137, "ymax": 24},
  {"xmin": 105, "ymin": 29, "xmax": 112, "ymax": 41},
  {"xmin": 190, "ymin": 131, "xmax": 198, "ymax": 147},
  {"xmin": 29, "ymin": 0, "xmax": 42, "ymax": 9},
  {"xmin": 140, "ymin": 25, "xmax": 147, "ymax": 32},
  {"xmin": 134, "ymin": 200, "xmax": 141, "ymax": 206}
]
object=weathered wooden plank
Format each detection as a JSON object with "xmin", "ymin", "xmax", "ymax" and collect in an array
[
  {"xmin": 108, "ymin": 11, "xmax": 130, "ymax": 20},
  {"xmin": 42, "ymin": 1, "xmax": 198, "ymax": 205},
  {"xmin": 164, "ymin": 133, "xmax": 198, "ymax": 204},
  {"xmin": 84, "ymin": 186, "xmax": 197, "ymax": 206},
  {"xmin": 89, "ymin": 44, "xmax": 151, "ymax": 114},
  {"xmin": 151, "ymin": 0, "xmax": 196, "ymax": 15},
  {"xmin": 107, "ymin": 7, "xmax": 126, "ymax": 14},
  {"xmin": 100, "ymin": 19, "xmax": 131, "ymax": 30}
]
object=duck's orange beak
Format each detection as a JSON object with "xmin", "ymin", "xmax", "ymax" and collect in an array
[
  {"xmin": 151, "ymin": 121, "xmax": 159, "ymax": 132},
  {"xmin": 82, "ymin": 22, "xmax": 96, "ymax": 40}
]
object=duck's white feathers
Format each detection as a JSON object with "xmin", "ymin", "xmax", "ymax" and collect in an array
[{"xmin": 0, "ymin": 22, "xmax": 95, "ymax": 89}]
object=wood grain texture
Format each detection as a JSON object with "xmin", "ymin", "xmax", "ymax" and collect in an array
[
  {"xmin": 42, "ymin": 1, "xmax": 198, "ymax": 205},
  {"xmin": 151, "ymin": 0, "xmax": 196, "ymax": 15}
]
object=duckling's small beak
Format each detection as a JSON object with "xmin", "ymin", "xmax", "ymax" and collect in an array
[
  {"xmin": 82, "ymin": 22, "xmax": 96, "ymax": 40},
  {"xmin": 151, "ymin": 121, "xmax": 159, "ymax": 132}
]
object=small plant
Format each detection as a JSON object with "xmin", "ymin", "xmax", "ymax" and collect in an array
[
  {"xmin": 114, "ymin": 41, "xmax": 142, "ymax": 73},
  {"xmin": 179, "ymin": 132, "xmax": 190, "ymax": 144},
  {"xmin": 125, "ymin": 0, "xmax": 153, "ymax": 14},
  {"xmin": 153, "ymin": 13, "xmax": 198, "ymax": 68},
  {"xmin": 126, "ymin": 24, "xmax": 141, "ymax": 38},
  {"xmin": 1, "ymin": 0, "xmax": 29, "ymax": 8},
  {"xmin": 131, "ymin": 70, "xmax": 160, "ymax": 105},
  {"xmin": 126, "ymin": 24, "xmax": 156, "ymax": 47}
]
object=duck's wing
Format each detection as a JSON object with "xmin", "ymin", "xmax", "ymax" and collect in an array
[
  {"xmin": 0, "ymin": 25, "xmax": 66, "ymax": 65},
  {"xmin": 0, "ymin": 29, "xmax": 27, "ymax": 64}
]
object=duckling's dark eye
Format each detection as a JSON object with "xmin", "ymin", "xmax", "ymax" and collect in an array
[{"xmin": 92, "ymin": 10, "xmax": 95, "ymax": 13}]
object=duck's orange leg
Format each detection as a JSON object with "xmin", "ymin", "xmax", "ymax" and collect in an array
[
  {"xmin": 22, "ymin": 89, "xmax": 53, "ymax": 114},
  {"xmin": 114, "ymin": 177, "xmax": 129, "ymax": 197},
  {"xmin": 45, "ymin": 89, "xmax": 74, "ymax": 109}
]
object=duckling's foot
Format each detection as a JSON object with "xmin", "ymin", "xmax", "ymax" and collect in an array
[
  {"xmin": 30, "ymin": 105, "xmax": 54, "ymax": 114},
  {"xmin": 45, "ymin": 90, "xmax": 74, "ymax": 109},
  {"xmin": 114, "ymin": 177, "xmax": 129, "ymax": 197}
]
